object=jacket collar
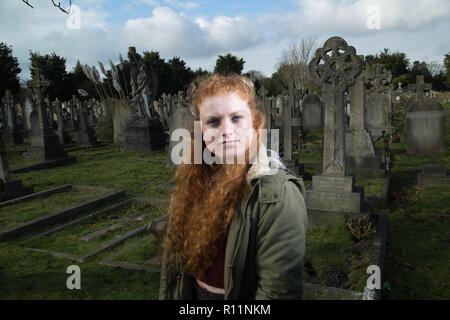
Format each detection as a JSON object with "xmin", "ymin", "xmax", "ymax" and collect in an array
[{"xmin": 246, "ymin": 144, "xmax": 294, "ymax": 184}]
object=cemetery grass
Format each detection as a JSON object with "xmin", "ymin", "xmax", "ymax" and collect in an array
[
  {"xmin": 304, "ymin": 223, "xmax": 373, "ymax": 292},
  {"xmin": 0, "ymin": 187, "xmax": 108, "ymax": 230},
  {"xmin": 0, "ymin": 144, "xmax": 173, "ymax": 299},
  {"xmin": 20, "ymin": 201, "xmax": 164, "ymax": 257},
  {"xmin": 382, "ymin": 101, "xmax": 450, "ymax": 299}
]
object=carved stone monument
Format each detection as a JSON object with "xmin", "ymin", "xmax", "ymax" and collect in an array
[
  {"xmin": 345, "ymin": 61, "xmax": 385, "ymax": 178},
  {"xmin": 23, "ymin": 69, "xmax": 68, "ymax": 161},
  {"xmin": 121, "ymin": 47, "xmax": 166, "ymax": 152},
  {"xmin": 305, "ymin": 37, "xmax": 365, "ymax": 214}
]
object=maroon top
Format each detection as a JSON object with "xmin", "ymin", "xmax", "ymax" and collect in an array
[{"xmin": 195, "ymin": 234, "xmax": 227, "ymax": 289}]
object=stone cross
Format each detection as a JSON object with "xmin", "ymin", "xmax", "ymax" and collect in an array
[
  {"xmin": 29, "ymin": 69, "xmax": 50, "ymax": 132},
  {"xmin": 274, "ymin": 81, "xmax": 301, "ymax": 162},
  {"xmin": 309, "ymin": 36, "xmax": 363, "ymax": 176},
  {"xmin": 408, "ymin": 75, "xmax": 432, "ymax": 100}
]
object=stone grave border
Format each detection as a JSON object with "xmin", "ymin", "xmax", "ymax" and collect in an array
[
  {"xmin": 0, "ymin": 184, "xmax": 125, "ymax": 241},
  {"xmin": 303, "ymin": 212, "xmax": 388, "ymax": 300},
  {"xmin": 99, "ymin": 213, "xmax": 168, "ymax": 272},
  {"xmin": 97, "ymin": 207, "xmax": 388, "ymax": 300},
  {"xmin": 10, "ymin": 156, "xmax": 76, "ymax": 174},
  {"xmin": 21, "ymin": 197, "xmax": 168, "ymax": 263}
]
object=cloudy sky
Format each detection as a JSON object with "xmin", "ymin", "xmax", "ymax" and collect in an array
[{"xmin": 1, "ymin": 0, "xmax": 449, "ymax": 81}]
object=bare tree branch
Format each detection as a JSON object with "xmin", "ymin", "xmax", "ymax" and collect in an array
[
  {"xmin": 21, "ymin": 0, "xmax": 72, "ymax": 14},
  {"xmin": 21, "ymin": 0, "xmax": 34, "ymax": 9},
  {"xmin": 51, "ymin": 0, "xmax": 72, "ymax": 14}
]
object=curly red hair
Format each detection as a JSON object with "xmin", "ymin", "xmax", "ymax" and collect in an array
[{"xmin": 163, "ymin": 74, "xmax": 266, "ymax": 276}]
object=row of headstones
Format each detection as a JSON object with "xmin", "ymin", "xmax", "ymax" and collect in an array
[{"xmin": 1, "ymin": 89, "xmax": 101, "ymax": 149}]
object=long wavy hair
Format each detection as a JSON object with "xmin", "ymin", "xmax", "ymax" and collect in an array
[{"xmin": 163, "ymin": 74, "xmax": 266, "ymax": 276}]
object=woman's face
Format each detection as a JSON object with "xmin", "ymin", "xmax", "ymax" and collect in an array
[{"xmin": 198, "ymin": 91, "xmax": 255, "ymax": 163}]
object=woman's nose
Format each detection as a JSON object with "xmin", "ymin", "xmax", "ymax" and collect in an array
[{"xmin": 220, "ymin": 118, "xmax": 234, "ymax": 137}]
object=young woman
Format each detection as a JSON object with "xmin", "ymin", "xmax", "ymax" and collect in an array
[{"xmin": 159, "ymin": 74, "xmax": 308, "ymax": 300}]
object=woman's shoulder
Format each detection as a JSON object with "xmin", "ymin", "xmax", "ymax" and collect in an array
[{"xmin": 252, "ymin": 169, "xmax": 305, "ymax": 204}]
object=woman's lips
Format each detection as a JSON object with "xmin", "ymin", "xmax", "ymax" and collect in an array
[{"xmin": 222, "ymin": 140, "xmax": 239, "ymax": 146}]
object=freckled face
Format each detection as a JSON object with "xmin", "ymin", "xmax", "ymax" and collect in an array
[{"xmin": 198, "ymin": 91, "xmax": 255, "ymax": 162}]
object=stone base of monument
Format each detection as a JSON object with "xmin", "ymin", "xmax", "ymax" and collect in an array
[
  {"xmin": 305, "ymin": 175, "xmax": 366, "ymax": 220},
  {"xmin": 346, "ymin": 131, "xmax": 385, "ymax": 178},
  {"xmin": 0, "ymin": 180, "xmax": 34, "ymax": 202},
  {"xmin": 120, "ymin": 117, "xmax": 167, "ymax": 153},
  {"xmin": 1, "ymin": 128, "xmax": 24, "ymax": 146},
  {"xmin": 23, "ymin": 131, "xmax": 67, "ymax": 161}
]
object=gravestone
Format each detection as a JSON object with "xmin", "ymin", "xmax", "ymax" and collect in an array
[
  {"xmin": 401, "ymin": 76, "xmax": 432, "ymax": 143},
  {"xmin": 76, "ymin": 99, "xmax": 99, "ymax": 148},
  {"xmin": 1, "ymin": 90, "xmax": 23, "ymax": 145},
  {"xmin": 406, "ymin": 98, "xmax": 446, "ymax": 155},
  {"xmin": 20, "ymin": 88, "xmax": 34, "ymax": 133},
  {"xmin": 273, "ymin": 82, "xmax": 303, "ymax": 175},
  {"xmin": 417, "ymin": 159, "xmax": 450, "ymax": 188},
  {"xmin": 364, "ymin": 63, "xmax": 394, "ymax": 138},
  {"xmin": 301, "ymin": 94, "xmax": 324, "ymax": 132},
  {"xmin": 66, "ymin": 95, "xmax": 79, "ymax": 131},
  {"xmin": 23, "ymin": 69, "xmax": 67, "ymax": 161},
  {"xmin": 54, "ymin": 98, "xmax": 72, "ymax": 144},
  {"xmin": 345, "ymin": 61, "xmax": 385, "ymax": 178},
  {"xmin": 0, "ymin": 133, "xmax": 34, "ymax": 201},
  {"xmin": 305, "ymin": 36, "xmax": 365, "ymax": 214},
  {"xmin": 167, "ymin": 101, "xmax": 195, "ymax": 167}
]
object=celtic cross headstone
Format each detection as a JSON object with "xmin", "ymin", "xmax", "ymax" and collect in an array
[{"xmin": 309, "ymin": 36, "xmax": 363, "ymax": 176}]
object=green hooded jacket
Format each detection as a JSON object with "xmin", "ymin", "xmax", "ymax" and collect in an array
[{"xmin": 159, "ymin": 152, "xmax": 308, "ymax": 300}]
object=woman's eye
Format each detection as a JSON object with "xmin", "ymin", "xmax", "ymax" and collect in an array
[
  {"xmin": 207, "ymin": 119, "xmax": 219, "ymax": 126},
  {"xmin": 232, "ymin": 115, "xmax": 242, "ymax": 122}
]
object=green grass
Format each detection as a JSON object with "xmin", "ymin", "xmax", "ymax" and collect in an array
[
  {"xmin": 0, "ymin": 187, "xmax": 108, "ymax": 230},
  {"xmin": 304, "ymin": 223, "xmax": 373, "ymax": 292},
  {"xmin": 21, "ymin": 201, "xmax": 164, "ymax": 256},
  {"xmin": 356, "ymin": 177, "xmax": 386, "ymax": 197},
  {"xmin": 112, "ymin": 234, "xmax": 160, "ymax": 266}
]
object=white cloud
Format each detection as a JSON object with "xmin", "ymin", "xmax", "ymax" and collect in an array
[{"xmin": 1, "ymin": 0, "xmax": 449, "ymax": 82}]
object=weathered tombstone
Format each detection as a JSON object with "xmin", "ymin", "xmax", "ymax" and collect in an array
[
  {"xmin": 23, "ymin": 69, "xmax": 67, "ymax": 161},
  {"xmin": 345, "ymin": 61, "xmax": 385, "ymax": 178},
  {"xmin": 1, "ymin": 90, "xmax": 23, "ymax": 145},
  {"xmin": 364, "ymin": 63, "xmax": 394, "ymax": 138},
  {"xmin": 401, "ymin": 76, "xmax": 432, "ymax": 143},
  {"xmin": 417, "ymin": 159, "xmax": 450, "ymax": 188},
  {"xmin": 76, "ymin": 99, "xmax": 98, "ymax": 148},
  {"xmin": 0, "ymin": 132, "xmax": 34, "ymax": 201},
  {"xmin": 167, "ymin": 100, "xmax": 195, "ymax": 167},
  {"xmin": 273, "ymin": 82, "xmax": 303, "ymax": 175},
  {"xmin": 66, "ymin": 95, "xmax": 79, "ymax": 131},
  {"xmin": 301, "ymin": 94, "xmax": 324, "ymax": 132},
  {"xmin": 305, "ymin": 36, "xmax": 365, "ymax": 214},
  {"xmin": 406, "ymin": 98, "xmax": 446, "ymax": 155},
  {"xmin": 54, "ymin": 98, "xmax": 72, "ymax": 144}
]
